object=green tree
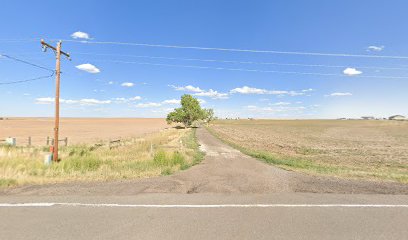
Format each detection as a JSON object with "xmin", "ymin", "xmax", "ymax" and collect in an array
[
  {"xmin": 203, "ymin": 108, "xmax": 215, "ymax": 123},
  {"xmin": 166, "ymin": 94, "xmax": 213, "ymax": 127}
]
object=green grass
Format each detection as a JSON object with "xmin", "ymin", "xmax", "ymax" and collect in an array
[
  {"xmin": 0, "ymin": 178, "xmax": 17, "ymax": 187},
  {"xmin": 207, "ymin": 126, "xmax": 408, "ymax": 183},
  {"xmin": 153, "ymin": 128, "xmax": 205, "ymax": 175},
  {"xmin": 0, "ymin": 128, "xmax": 205, "ymax": 188},
  {"xmin": 183, "ymin": 128, "xmax": 205, "ymax": 166}
]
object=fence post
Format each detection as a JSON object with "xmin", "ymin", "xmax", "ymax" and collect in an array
[
  {"xmin": 46, "ymin": 136, "xmax": 49, "ymax": 146},
  {"xmin": 28, "ymin": 136, "xmax": 31, "ymax": 147},
  {"xmin": 64, "ymin": 137, "xmax": 68, "ymax": 146}
]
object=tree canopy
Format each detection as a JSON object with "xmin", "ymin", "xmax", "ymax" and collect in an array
[{"xmin": 166, "ymin": 94, "xmax": 214, "ymax": 127}]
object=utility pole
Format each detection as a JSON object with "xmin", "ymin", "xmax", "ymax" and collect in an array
[{"xmin": 41, "ymin": 39, "xmax": 70, "ymax": 162}]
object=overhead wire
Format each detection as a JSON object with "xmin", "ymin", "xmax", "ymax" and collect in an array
[
  {"xmin": 59, "ymin": 39, "xmax": 408, "ymax": 59},
  {"xmin": 90, "ymin": 59, "xmax": 408, "ymax": 79},
  {"xmin": 74, "ymin": 52, "xmax": 408, "ymax": 70},
  {"xmin": 0, "ymin": 53, "xmax": 55, "ymax": 85},
  {"xmin": 0, "ymin": 54, "xmax": 54, "ymax": 72},
  {"xmin": 3, "ymin": 38, "xmax": 408, "ymax": 80},
  {"xmin": 0, "ymin": 73, "xmax": 54, "ymax": 85}
]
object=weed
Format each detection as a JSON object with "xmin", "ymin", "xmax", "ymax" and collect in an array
[
  {"xmin": 0, "ymin": 178, "xmax": 17, "ymax": 187},
  {"xmin": 0, "ymin": 127, "xmax": 204, "ymax": 188}
]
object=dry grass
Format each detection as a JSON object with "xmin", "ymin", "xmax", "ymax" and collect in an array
[
  {"xmin": 0, "ymin": 128, "xmax": 203, "ymax": 188},
  {"xmin": 209, "ymin": 119, "xmax": 408, "ymax": 183}
]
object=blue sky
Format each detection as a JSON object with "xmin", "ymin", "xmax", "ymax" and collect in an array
[{"xmin": 1, "ymin": 0, "xmax": 408, "ymax": 119}]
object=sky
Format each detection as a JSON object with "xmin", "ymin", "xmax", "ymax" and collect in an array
[{"xmin": 1, "ymin": 0, "xmax": 408, "ymax": 119}]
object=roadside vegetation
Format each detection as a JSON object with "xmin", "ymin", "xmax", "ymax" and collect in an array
[
  {"xmin": 0, "ymin": 128, "xmax": 204, "ymax": 188},
  {"xmin": 166, "ymin": 94, "xmax": 214, "ymax": 127},
  {"xmin": 208, "ymin": 120, "xmax": 408, "ymax": 184}
]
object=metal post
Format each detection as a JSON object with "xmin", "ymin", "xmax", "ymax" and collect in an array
[{"xmin": 28, "ymin": 136, "xmax": 31, "ymax": 147}]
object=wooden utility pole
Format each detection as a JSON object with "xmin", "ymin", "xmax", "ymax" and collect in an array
[{"xmin": 41, "ymin": 39, "xmax": 70, "ymax": 162}]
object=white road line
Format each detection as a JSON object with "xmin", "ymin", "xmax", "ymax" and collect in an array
[{"xmin": 0, "ymin": 203, "xmax": 408, "ymax": 208}]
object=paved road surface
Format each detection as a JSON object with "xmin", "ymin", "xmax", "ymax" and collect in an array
[{"xmin": 0, "ymin": 128, "xmax": 407, "ymax": 239}]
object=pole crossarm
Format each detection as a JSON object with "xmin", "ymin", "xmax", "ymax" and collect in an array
[{"xmin": 41, "ymin": 39, "xmax": 71, "ymax": 59}]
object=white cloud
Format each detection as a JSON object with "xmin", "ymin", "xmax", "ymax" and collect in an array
[
  {"xmin": 194, "ymin": 89, "xmax": 229, "ymax": 99},
  {"xmin": 35, "ymin": 97, "xmax": 111, "ymax": 105},
  {"xmin": 169, "ymin": 85, "xmax": 203, "ymax": 92},
  {"xmin": 129, "ymin": 96, "xmax": 142, "ymax": 101},
  {"xmin": 93, "ymin": 89, "xmax": 105, "ymax": 93},
  {"xmin": 245, "ymin": 105, "xmax": 306, "ymax": 114},
  {"xmin": 135, "ymin": 97, "xmax": 206, "ymax": 109},
  {"xmin": 230, "ymin": 86, "xmax": 310, "ymax": 97},
  {"xmin": 112, "ymin": 96, "xmax": 142, "ymax": 103},
  {"xmin": 63, "ymin": 99, "xmax": 78, "ymax": 104},
  {"xmin": 135, "ymin": 99, "xmax": 182, "ymax": 108},
  {"xmin": 71, "ymin": 31, "xmax": 90, "ymax": 40},
  {"xmin": 79, "ymin": 99, "xmax": 111, "ymax": 105},
  {"xmin": 169, "ymin": 84, "xmax": 228, "ymax": 99},
  {"xmin": 367, "ymin": 45, "xmax": 384, "ymax": 52},
  {"xmin": 121, "ymin": 82, "xmax": 134, "ymax": 87},
  {"xmin": 35, "ymin": 97, "xmax": 55, "ymax": 104},
  {"xmin": 113, "ymin": 97, "xmax": 127, "ymax": 103},
  {"xmin": 230, "ymin": 86, "xmax": 269, "ymax": 94},
  {"xmin": 326, "ymin": 92, "xmax": 353, "ymax": 97},
  {"xmin": 287, "ymin": 91, "xmax": 305, "ymax": 96},
  {"xmin": 270, "ymin": 102, "xmax": 291, "ymax": 106},
  {"xmin": 136, "ymin": 102, "xmax": 162, "ymax": 108},
  {"xmin": 108, "ymin": 81, "xmax": 114, "ymax": 85},
  {"xmin": 197, "ymin": 98, "xmax": 206, "ymax": 104},
  {"xmin": 343, "ymin": 68, "xmax": 362, "ymax": 76},
  {"xmin": 162, "ymin": 99, "xmax": 180, "ymax": 104},
  {"xmin": 76, "ymin": 63, "xmax": 100, "ymax": 73}
]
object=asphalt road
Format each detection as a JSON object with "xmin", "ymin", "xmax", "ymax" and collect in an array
[{"xmin": 1, "ymin": 128, "xmax": 407, "ymax": 239}]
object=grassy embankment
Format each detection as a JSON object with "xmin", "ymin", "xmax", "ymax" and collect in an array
[
  {"xmin": 207, "ymin": 122, "xmax": 408, "ymax": 184},
  {"xmin": 0, "ymin": 128, "xmax": 204, "ymax": 188}
]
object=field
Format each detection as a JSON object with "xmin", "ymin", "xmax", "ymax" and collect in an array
[
  {"xmin": 209, "ymin": 119, "xmax": 408, "ymax": 183},
  {"xmin": 0, "ymin": 118, "xmax": 168, "ymax": 146},
  {"xmin": 0, "ymin": 118, "xmax": 203, "ymax": 187}
]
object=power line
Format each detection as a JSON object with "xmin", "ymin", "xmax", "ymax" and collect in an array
[
  {"xmin": 0, "ymin": 38, "xmax": 39, "ymax": 41},
  {"xmin": 90, "ymin": 59, "xmax": 408, "ymax": 79},
  {"xmin": 0, "ymin": 54, "xmax": 55, "ymax": 73},
  {"xmin": 74, "ymin": 52, "xmax": 408, "ymax": 70},
  {"xmin": 60, "ymin": 39, "xmax": 408, "ymax": 59},
  {"xmin": 0, "ymin": 73, "xmax": 54, "ymax": 85},
  {"xmin": 0, "ymin": 53, "xmax": 55, "ymax": 85}
]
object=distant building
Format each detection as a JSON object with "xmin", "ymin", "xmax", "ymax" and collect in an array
[
  {"xmin": 361, "ymin": 116, "xmax": 375, "ymax": 120},
  {"xmin": 389, "ymin": 115, "xmax": 406, "ymax": 121}
]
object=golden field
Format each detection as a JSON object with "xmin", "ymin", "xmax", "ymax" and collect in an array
[{"xmin": 0, "ymin": 118, "xmax": 168, "ymax": 146}]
